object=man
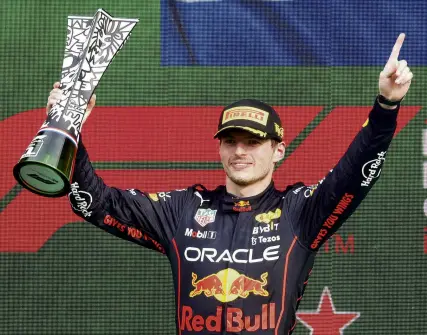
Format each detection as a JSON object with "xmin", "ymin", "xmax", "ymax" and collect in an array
[{"xmin": 47, "ymin": 33, "xmax": 412, "ymax": 334}]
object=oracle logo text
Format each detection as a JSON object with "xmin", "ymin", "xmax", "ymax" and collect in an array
[{"xmin": 184, "ymin": 245, "xmax": 280, "ymax": 263}]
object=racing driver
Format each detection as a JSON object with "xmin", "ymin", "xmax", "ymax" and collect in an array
[{"xmin": 47, "ymin": 33, "xmax": 412, "ymax": 334}]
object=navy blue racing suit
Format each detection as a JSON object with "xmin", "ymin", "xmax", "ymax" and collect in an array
[{"xmin": 68, "ymin": 100, "xmax": 398, "ymax": 334}]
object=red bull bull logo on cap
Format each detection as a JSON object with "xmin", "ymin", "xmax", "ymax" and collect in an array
[{"xmin": 189, "ymin": 268, "xmax": 268, "ymax": 302}]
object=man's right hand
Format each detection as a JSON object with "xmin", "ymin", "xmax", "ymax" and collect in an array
[{"xmin": 46, "ymin": 82, "xmax": 97, "ymax": 125}]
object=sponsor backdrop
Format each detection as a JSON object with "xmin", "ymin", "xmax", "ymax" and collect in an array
[{"xmin": 1, "ymin": 0, "xmax": 426, "ymax": 334}]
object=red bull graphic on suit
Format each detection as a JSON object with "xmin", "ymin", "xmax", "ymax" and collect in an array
[
  {"xmin": 189, "ymin": 273, "xmax": 225, "ymax": 298},
  {"xmin": 181, "ymin": 303, "xmax": 276, "ymax": 332},
  {"xmin": 189, "ymin": 268, "xmax": 268, "ymax": 302},
  {"xmin": 183, "ymin": 269, "xmax": 274, "ymax": 332}
]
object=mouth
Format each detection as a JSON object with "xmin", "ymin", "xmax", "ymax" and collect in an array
[{"xmin": 230, "ymin": 162, "xmax": 252, "ymax": 170}]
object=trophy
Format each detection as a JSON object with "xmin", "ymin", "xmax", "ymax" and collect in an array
[{"xmin": 13, "ymin": 9, "xmax": 138, "ymax": 197}]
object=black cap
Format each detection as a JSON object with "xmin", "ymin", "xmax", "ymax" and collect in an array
[{"xmin": 214, "ymin": 99, "xmax": 284, "ymax": 142}]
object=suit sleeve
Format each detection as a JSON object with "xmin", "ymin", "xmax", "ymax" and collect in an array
[
  {"xmin": 286, "ymin": 100, "xmax": 398, "ymax": 251},
  {"xmin": 68, "ymin": 140, "xmax": 193, "ymax": 254}
]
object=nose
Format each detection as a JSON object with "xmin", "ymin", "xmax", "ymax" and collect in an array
[{"xmin": 234, "ymin": 142, "xmax": 246, "ymax": 155}]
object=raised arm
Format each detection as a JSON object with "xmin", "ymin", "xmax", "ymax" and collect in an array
[
  {"xmin": 286, "ymin": 33, "xmax": 413, "ymax": 251},
  {"xmin": 47, "ymin": 84, "xmax": 193, "ymax": 254}
]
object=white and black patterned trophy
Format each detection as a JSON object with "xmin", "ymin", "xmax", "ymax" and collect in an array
[{"xmin": 13, "ymin": 8, "xmax": 138, "ymax": 197}]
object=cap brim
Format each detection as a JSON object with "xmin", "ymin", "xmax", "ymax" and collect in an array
[{"xmin": 214, "ymin": 126, "xmax": 268, "ymax": 139}]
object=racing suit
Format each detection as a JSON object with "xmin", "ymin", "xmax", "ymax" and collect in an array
[{"xmin": 68, "ymin": 100, "xmax": 398, "ymax": 334}]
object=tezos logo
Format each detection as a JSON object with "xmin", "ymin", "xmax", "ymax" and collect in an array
[
  {"xmin": 361, "ymin": 151, "xmax": 386, "ymax": 187},
  {"xmin": 252, "ymin": 235, "xmax": 280, "ymax": 245},
  {"xmin": 68, "ymin": 182, "xmax": 92, "ymax": 217}
]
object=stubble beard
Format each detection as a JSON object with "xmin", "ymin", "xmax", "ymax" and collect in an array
[{"xmin": 225, "ymin": 165, "xmax": 272, "ymax": 187}]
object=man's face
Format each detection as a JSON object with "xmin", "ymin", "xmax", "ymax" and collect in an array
[{"xmin": 219, "ymin": 130, "xmax": 284, "ymax": 187}]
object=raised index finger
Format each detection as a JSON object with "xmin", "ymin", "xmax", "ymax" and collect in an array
[{"xmin": 388, "ymin": 33, "xmax": 405, "ymax": 62}]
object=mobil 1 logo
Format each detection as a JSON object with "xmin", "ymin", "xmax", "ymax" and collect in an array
[{"xmin": 185, "ymin": 228, "xmax": 217, "ymax": 240}]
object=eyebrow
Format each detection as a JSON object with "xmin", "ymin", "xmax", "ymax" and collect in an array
[{"xmin": 223, "ymin": 135, "xmax": 264, "ymax": 141}]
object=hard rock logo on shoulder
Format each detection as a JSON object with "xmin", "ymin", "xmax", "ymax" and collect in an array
[{"xmin": 194, "ymin": 208, "xmax": 217, "ymax": 227}]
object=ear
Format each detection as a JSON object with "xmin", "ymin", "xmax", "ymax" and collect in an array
[{"xmin": 273, "ymin": 141, "xmax": 286, "ymax": 163}]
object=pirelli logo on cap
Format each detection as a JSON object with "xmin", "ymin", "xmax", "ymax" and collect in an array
[{"xmin": 222, "ymin": 107, "xmax": 269, "ymax": 126}]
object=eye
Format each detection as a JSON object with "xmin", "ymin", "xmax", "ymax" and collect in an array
[
  {"xmin": 223, "ymin": 138, "xmax": 235, "ymax": 145},
  {"xmin": 248, "ymin": 139, "xmax": 261, "ymax": 145}
]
